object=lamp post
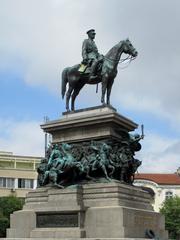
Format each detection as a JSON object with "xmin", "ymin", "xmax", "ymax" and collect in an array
[{"xmin": 44, "ymin": 116, "xmax": 49, "ymax": 156}]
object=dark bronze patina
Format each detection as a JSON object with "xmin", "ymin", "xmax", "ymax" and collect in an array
[
  {"xmin": 61, "ymin": 30, "xmax": 138, "ymax": 111},
  {"xmin": 37, "ymin": 131, "xmax": 143, "ymax": 187},
  {"xmin": 36, "ymin": 212, "xmax": 78, "ymax": 228}
]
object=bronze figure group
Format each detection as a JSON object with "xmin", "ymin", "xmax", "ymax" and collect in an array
[{"xmin": 37, "ymin": 132, "xmax": 143, "ymax": 188}]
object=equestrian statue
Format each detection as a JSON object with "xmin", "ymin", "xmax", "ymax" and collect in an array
[{"xmin": 61, "ymin": 29, "xmax": 138, "ymax": 111}]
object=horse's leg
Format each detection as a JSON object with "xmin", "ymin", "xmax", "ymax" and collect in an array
[
  {"xmin": 71, "ymin": 89, "xmax": 77, "ymax": 111},
  {"xmin": 109, "ymin": 165, "xmax": 115, "ymax": 177},
  {"xmin": 66, "ymin": 85, "xmax": 73, "ymax": 111},
  {"xmin": 71, "ymin": 83, "xmax": 85, "ymax": 111},
  {"xmin": 101, "ymin": 164, "xmax": 111, "ymax": 181},
  {"xmin": 106, "ymin": 78, "xmax": 114, "ymax": 105},
  {"xmin": 101, "ymin": 75, "xmax": 108, "ymax": 104}
]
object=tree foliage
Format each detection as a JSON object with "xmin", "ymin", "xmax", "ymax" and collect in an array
[
  {"xmin": 160, "ymin": 196, "xmax": 180, "ymax": 239},
  {"xmin": 0, "ymin": 217, "xmax": 9, "ymax": 237},
  {"xmin": 0, "ymin": 196, "xmax": 24, "ymax": 237}
]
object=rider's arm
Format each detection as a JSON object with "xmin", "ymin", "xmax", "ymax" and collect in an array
[
  {"xmin": 48, "ymin": 152, "xmax": 54, "ymax": 165},
  {"xmin": 82, "ymin": 39, "xmax": 88, "ymax": 60}
]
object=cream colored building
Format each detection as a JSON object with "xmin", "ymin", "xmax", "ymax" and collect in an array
[
  {"xmin": 134, "ymin": 169, "xmax": 180, "ymax": 212},
  {"xmin": 0, "ymin": 151, "xmax": 41, "ymax": 198}
]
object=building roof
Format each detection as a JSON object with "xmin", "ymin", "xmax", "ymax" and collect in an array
[
  {"xmin": 0, "ymin": 151, "xmax": 42, "ymax": 160},
  {"xmin": 135, "ymin": 173, "xmax": 180, "ymax": 185}
]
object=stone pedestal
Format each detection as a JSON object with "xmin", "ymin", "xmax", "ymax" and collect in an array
[
  {"xmin": 40, "ymin": 106, "xmax": 138, "ymax": 143},
  {"xmin": 6, "ymin": 106, "xmax": 168, "ymax": 239},
  {"xmin": 7, "ymin": 182, "xmax": 168, "ymax": 239}
]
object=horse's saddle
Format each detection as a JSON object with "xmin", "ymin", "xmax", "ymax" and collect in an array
[
  {"xmin": 78, "ymin": 60, "xmax": 103, "ymax": 76},
  {"xmin": 78, "ymin": 64, "xmax": 88, "ymax": 73}
]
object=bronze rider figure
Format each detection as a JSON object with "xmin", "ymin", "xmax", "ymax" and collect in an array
[{"xmin": 82, "ymin": 29, "xmax": 103, "ymax": 80}]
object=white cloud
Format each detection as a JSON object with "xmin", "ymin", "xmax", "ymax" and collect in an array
[
  {"xmin": 1, "ymin": 0, "xmax": 180, "ymax": 126},
  {"xmin": 0, "ymin": 0, "xmax": 180, "ymax": 172},
  {"xmin": 0, "ymin": 118, "xmax": 44, "ymax": 157},
  {"xmin": 0, "ymin": 118, "xmax": 179, "ymax": 173},
  {"xmin": 0, "ymin": 0, "xmax": 88, "ymax": 91},
  {"xmin": 136, "ymin": 132, "xmax": 180, "ymax": 173},
  {"xmin": 113, "ymin": 89, "xmax": 180, "ymax": 131}
]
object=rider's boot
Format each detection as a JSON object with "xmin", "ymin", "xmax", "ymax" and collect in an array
[
  {"xmin": 89, "ymin": 75, "xmax": 97, "ymax": 81},
  {"xmin": 89, "ymin": 61, "xmax": 98, "ymax": 81}
]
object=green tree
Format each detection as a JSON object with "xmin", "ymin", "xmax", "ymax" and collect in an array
[
  {"xmin": 0, "ymin": 215, "xmax": 9, "ymax": 238},
  {"xmin": 160, "ymin": 196, "xmax": 180, "ymax": 239},
  {"xmin": 0, "ymin": 196, "xmax": 24, "ymax": 237}
]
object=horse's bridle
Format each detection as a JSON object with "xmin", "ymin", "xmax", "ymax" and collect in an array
[
  {"xmin": 104, "ymin": 40, "xmax": 137, "ymax": 65},
  {"xmin": 104, "ymin": 55, "xmax": 137, "ymax": 65}
]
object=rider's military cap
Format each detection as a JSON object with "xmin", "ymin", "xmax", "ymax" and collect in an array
[{"xmin": 86, "ymin": 29, "xmax": 96, "ymax": 34}]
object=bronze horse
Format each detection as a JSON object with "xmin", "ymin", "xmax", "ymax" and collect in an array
[{"xmin": 61, "ymin": 39, "xmax": 138, "ymax": 111}]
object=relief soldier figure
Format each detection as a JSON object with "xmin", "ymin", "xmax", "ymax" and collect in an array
[
  {"xmin": 37, "ymin": 135, "xmax": 142, "ymax": 187},
  {"xmin": 37, "ymin": 158, "xmax": 49, "ymax": 186}
]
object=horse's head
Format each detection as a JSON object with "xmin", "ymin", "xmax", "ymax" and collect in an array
[
  {"xmin": 102, "ymin": 143, "xmax": 112, "ymax": 152},
  {"xmin": 61, "ymin": 142, "xmax": 71, "ymax": 151},
  {"xmin": 122, "ymin": 39, "xmax": 138, "ymax": 57}
]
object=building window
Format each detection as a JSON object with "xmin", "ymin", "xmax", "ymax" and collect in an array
[
  {"xmin": 165, "ymin": 191, "xmax": 173, "ymax": 200},
  {"xmin": 0, "ymin": 177, "xmax": 15, "ymax": 188},
  {"xmin": 18, "ymin": 178, "xmax": 34, "ymax": 189}
]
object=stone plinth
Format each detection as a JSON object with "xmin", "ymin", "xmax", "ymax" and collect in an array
[
  {"xmin": 41, "ymin": 106, "xmax": 138, "ymax": 143},
  {"xmin": 5, "ymin": 107, "xmax": 168, "ymax": 239},
  {"xmin": 7, "ymin": 182, "xmax": 168, "ymax": 239}
]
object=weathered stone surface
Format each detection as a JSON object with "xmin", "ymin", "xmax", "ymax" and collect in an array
[
  {"xmin": 1, "ymin": 238, "xmax": 158, "ymax": 240},
  {"xmin": 7, "ymin": 211, "xmax": 36, "ymax": 238},
  {"xmin": 6, "ymin": 108, "xmax": 168, "ymax": 239},
  {"xmin": 40, "ymin": 106, "xmax": 138, "ymax": 143},
  {"xmin": 7, "ymin": 182, "xmax": 168, "ymax": 239},
  {"xmin": 38, "ymin": 106, "xmax": 142, "ymax": 188}
]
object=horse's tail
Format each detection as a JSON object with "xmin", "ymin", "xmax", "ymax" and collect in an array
[{"xmin": 61, "ymin": 68, "xmax": 69, "ymax": 99}]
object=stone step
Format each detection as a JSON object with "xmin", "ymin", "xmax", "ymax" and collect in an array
[{"xmin": 1, "ymin": 238, "xmax": 152, "ymax": 240}]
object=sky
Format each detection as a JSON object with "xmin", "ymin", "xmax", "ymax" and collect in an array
[{"xmin": 0, "ymin": 0, "xmax": 180, "ymax": 173}]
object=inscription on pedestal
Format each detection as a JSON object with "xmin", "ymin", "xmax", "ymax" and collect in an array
[
  {"xmin": 36, "ymin": 212, "xmax": 78, "ymax": 228},
  {"xmin": 134, "ymin": 214, "xmax": 157, "ymax": 228}
]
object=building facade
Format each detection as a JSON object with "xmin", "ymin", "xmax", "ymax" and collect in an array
[
  {"xmin": 134, "ymin": 170, "xmax": 180, "ymax": 212},
  {"xmin": 0, "ymin": 151, "xmax": 41, "ymax": 198}
]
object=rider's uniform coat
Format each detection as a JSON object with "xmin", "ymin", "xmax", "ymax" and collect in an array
[{"xmin": 82, "ymin": 38, "xmax": 100, "ymax": 61}]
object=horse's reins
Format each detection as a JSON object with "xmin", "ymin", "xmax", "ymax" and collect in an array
[
  {"xmin": 119, "ymin": 56, "xmax": 137, "ymax": 69},
  {"xmin": 104, "ymin": 55, "xmax": 136, "ymax": 65}
]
